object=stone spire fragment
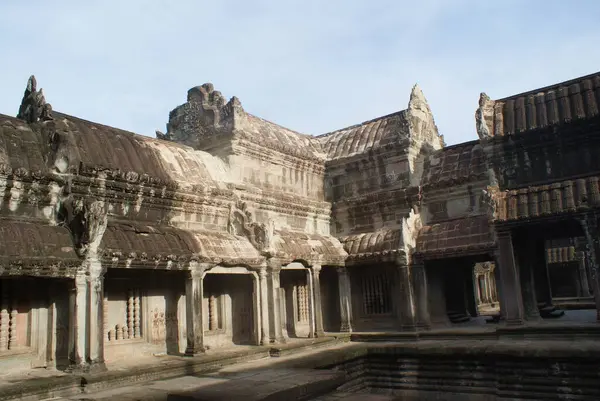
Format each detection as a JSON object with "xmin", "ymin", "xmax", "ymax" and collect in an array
[
  {"xmin": 475, "ymin": 92, "xmax": 495, "ymax": 140},
  {"xmin": 165, "ymin": 83, "xmax": 245, "ymax": 147},
  {"xmin": 17, "ymin": 75, "xmax": 53, "ymax": 123}
]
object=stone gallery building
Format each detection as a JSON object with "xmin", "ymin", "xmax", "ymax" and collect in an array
[{"xmin": 0, "ymin": 71, "xmax": 599, "ymax": 373}]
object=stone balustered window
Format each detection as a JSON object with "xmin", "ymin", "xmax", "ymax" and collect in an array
[
  {"xmin": 0, "ymin": 282, "xmax": 30, "ymax": 351},
  {"xmin": 104, "ymin": 289, "xmax": 142, "ymax": 342},
  {"xmin": 296, "ymin": 284, "xmax": 309, "ymax": 323},
  {"xmin": 361, "ymin": 271, "xmax": 392, "ymax": 315},
  {"xmin": 207, "ymin": 293, "xmax": 224, "ymax": 331}
]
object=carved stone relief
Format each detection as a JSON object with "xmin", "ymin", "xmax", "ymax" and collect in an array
[{"xmin": 227, "ymin": 200, "xmax": 274, "ymax": 256}]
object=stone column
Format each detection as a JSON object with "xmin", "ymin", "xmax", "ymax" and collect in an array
[
  {"xmin": 496, "ymin": 231, "xmax": 524, "ymax": 325},
  {"xmin": 31, "ymin": 281, "xmax": 51, "ymax": 369},
  {"xmin": 184, "ymin": 267, "xmax": 205, "ymax": 356},
  {"xmin": 579, "ymin": 214, "xmax": 600, "ymax": 321},
  {"xmin": 69, "ymin": 267, "xmax": 106, "ymax": 372},
  {"xmin": 518, "ymin": 256, "xmax": 541, "ymax": 322},
  {"xmin": 578, "ymin": 253, "xmax": 592, "ymax": 297},
  {"xmin": 267, "ymin": 259, "xmax": 285, "ymax": 343},
  {"xmin": 474, "ymin": 272, "xmax": 482, "ymax": 305},
  {"xmin": 337, "ymin": 267, "xmax": 353, "ymax": 332},
  {"xmin": 396, "ymin": 261, "xmax": 417, "ymax": 331},
  {"xmin": 411, "ymin": 257, "xmax": 430, "ymax": 330},
  {"xmin": 311, "ymin": 264, "xmax": 325, "ymax": 337},
  {"xmin": 531, "ymin": 237, "xmax": 553, "ymax": 306},
  {"xmin": 306, "ymin": 268, "xmax": 316, "ymax": 338},
  {"xmin": 492, "ymin": 259, "xmax": 504, "ymax": 317},
  {"xmin": 258, "ymin": 267, "xmax": 270, "ymax": 345},
  {"xmin": 88, "ymin": 269, "xmax": 105, "ymax": 366}
]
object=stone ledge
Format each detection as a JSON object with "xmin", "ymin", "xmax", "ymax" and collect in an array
[
  {"xmin": 0, "ymin": 338, "xmax": 343, "ymax": 401},
  {"xmin": 349, "ymin": 323, "xmax": 600, "ymax": 343},
  {"xmin": 268, "ymin": 336, "xmax": 349, "ymax": 357},
  {"xmin": 0, "ymin": 374, "xmax": 82, "ymax": 401},
  {"xmin": 496, "ymin": 323, "xmax": 600, "ymax": 341}
]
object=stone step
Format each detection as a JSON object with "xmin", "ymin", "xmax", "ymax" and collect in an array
[{"xmin": 446, "ymin": 311, "xmax": 471, "ymax": 324}]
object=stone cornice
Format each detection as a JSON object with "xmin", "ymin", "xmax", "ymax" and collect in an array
[
  {"xmin": 103, "ymin": 254, "xmax": 265, "ymax": 270},
  {"xmin": 324, "ymin": 143, "xmax": 410, "ymax": 168},
  {"xmin": 231, "ymin": 139, "xmax": 326, "ymax": 173},
  {"xmin": 344, "ymin": 249, "xmax": 408, "ymax": 266},
  {"xmin": 238, "ymin": 191, "xmax": 331, "ymax": 216},
  {"xmin": 332, "ymin": 186, "xmax": 421, "ymax": 209},
  {"xmin": 0, "ymin": 258, "xmax": 81, "ymax": 278},
  {"xmin": 234, "ymin": 132, "xmax": 325, "ymax": 165}
]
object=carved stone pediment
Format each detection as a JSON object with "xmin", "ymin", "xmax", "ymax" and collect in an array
[
  {"xmin": 227, "ymin": 200, "xmax": 274, "ymax": 256},
  {"xmin": 59, "ymin": 196, "xmax": 108, "ymax": 258}
]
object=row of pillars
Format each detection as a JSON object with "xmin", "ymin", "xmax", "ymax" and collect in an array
[
  {"xmin": 184, "ymin": 261, "xmax": 327, "ymax": 357},
  {"xmin": 497, "ymin": 224, "xmax": 600, "ymax": 325}
]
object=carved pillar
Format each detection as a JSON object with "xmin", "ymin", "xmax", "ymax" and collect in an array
[
  {"xmin": 127, "ymin": 289, "xmax": 134, "ymax": 339},
  {"xmin": 474, "ymin": 272, "xmax": 482, "ymax": 305},
  {"xmin": 486, "ymin": 273, "xmax": 493, "ymax": 303},
  {"xmin": 267, "ymin": 260, "xmax": 285, "ymax": 344},
  {"xmin": 311, "ymin": 264, "xmax": 325, "ymax": 337},
  {"xmin": 33, "ymin": 297, "xmax": 50, "ymax": 368},
  {"xmin": 337, "ymin": 267, "xmax": 353, "ymax": 333},
  {"xmin": 9, "ymin": 298, "xmax": 17, "ymax": 349},
  {"xmin": 579, "ymin": 214, "xmax": 600, "ymax": 321},
  {"xmin": 396, "ymin": 261, "xmax": 417, "ymax": 331},
  {"xmin": 133, "ymin": 290, "xmax": 141, "ymax": 338},
  {"xmin": 412, "ymin": 257, "xmax": 431, "ymax": 330},
  {"xmin": 258, "ymin": 267, "xmax": 270, "ymax": 345},
  {"xmin": 512, "ymin": 230, "xmax": 541, "ymax": 321},
  {"xmin": 251, "ymin": 271, "xmax": 262, "ymax": 345},
  {"xmin": 89, "ymin": 268, "xmax": 105, "ymax": 367},
  {"xmin": 578, "ymin": 253, "xmax": 592, "ymax": 298},
  {"xmin": 493, "ymin": 259, "xmax": 505, "ymax": 318},
  {"xmin": 532, "ymin": 237, "xmax": 553, "ymax": 306},
  {"xmin": 69, "ymin": 266, "xmax": 106, "ymax": 372},
  {"xmin": 496, "ymin": 230, "xmax": 524, "ymax": 325},
  {"xmin": 0, "ymin": 280, "xmax": 9, "ymax": 351},
  {"xmin": 517, "ymin": 250, "xmax": 541, "ymax": 322},
  {"xmin": 306, "ymin": 268, "xmax": 316, "ymax": 338},
  {"xmin": 184, "ymin": 267, "xmax": 205, "ymax": 356}
]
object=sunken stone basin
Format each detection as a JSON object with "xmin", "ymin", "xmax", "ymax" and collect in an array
[{"xmin": 309, "ymin": 341, "xmax": 600, "ymax": 401}]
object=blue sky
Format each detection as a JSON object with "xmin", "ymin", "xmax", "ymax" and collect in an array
[{"xmin": 1, "ymin": 1, "xmax": 599, "ymax": 145}]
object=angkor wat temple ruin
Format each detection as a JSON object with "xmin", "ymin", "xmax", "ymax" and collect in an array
[{"xmin": 1, "ymin": 71, "xmax": 600, "ymax": 400}]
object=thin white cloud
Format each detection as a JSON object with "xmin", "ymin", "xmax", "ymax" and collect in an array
[{"xmin": 1, "ymin": 0, "xmax": 599, "ymax": 145}]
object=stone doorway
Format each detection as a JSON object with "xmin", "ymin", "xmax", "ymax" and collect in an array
[
  {"xmin": 319, "ymin": 266, "xmax": 340, "ymax": 332},
  {"xmin": 202, "ymin": 268, "xmax": 260, "ymax": 348},
  {"xmin": 0, "ymin": 277, "xmax": 70, "ymax": 373},
  {"xmin": 443, "ymin": 264, "xmax": 477, "ymax": 323},
  {"xmin": 280, "ymin": 264, "xmax": 314, "ymax": 338},
  {"xmin": 230, "ymin": 276, "xmax": 254, "ymax": 345},
  {"xmin": 425, "ymin": 255, "xmax": 492, "ymax": 327}
]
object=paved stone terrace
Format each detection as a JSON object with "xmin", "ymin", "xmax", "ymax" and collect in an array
[{"xmin": 42, "ymin": 341, "xmax": 354, "ymax": 401}]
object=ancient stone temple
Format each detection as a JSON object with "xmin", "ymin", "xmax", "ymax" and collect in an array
[{"xmin": 0, "ymin": 71, "xmax": 599, "ymax": 383}]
